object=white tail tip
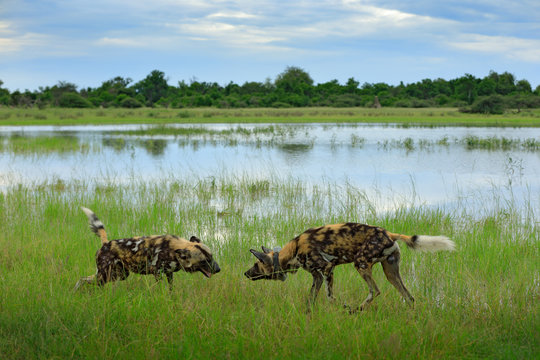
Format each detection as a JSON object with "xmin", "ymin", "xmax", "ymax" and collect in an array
[
  {"xmin": 81, "ymin": 207, "xmax": 94, "ymax": 217},
  {"xmin": 415, "ymin": 235, "xmax": 455, "ymax": 252}
]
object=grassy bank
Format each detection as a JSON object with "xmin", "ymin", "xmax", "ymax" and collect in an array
[
  {"xmin": 1, "ymin": 107, "xmax": 540, "ymax": 126},
  {"xmin": 0, "ymin": 178, "xmax": 538, "ymax": 359}
]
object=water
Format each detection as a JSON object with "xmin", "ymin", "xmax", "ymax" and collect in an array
[{"xmin": 1, "ymin": 123, "xmax": 539, "ymax": 216}]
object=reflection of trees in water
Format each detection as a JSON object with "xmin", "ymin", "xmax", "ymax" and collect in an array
[
  {"xmin": 140, "ymin": 139, "xmax": 167, "ymax": 156},
  {"xmin": 103, "ymin": 137, "xmax": 168, "ymax": 156},
  {"xmin": 102, "ymin": 137, "xmax": 126, "ymax": 152},
  {"xmin": 277, "ymin": 143, "xmax": 313, "ymax": 156}
]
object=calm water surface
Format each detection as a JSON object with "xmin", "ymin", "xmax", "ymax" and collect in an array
[{"xmin": 1, "ymin": 123, "xmax": 539, "ymax": 215}]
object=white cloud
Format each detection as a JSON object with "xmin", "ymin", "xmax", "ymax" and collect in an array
[
  {"xmin": 0, "ymin": 21, "xmax": 52, "ymax": 55},
  {"xmin": 448, "ymin": 34, "xmax": 540, "ymax": 62},
  {"xmin": 96, "ymin": 37, "xmax": 148, "ymax": 48},
  {"xmin": 207, "ymin": 11, "xmax": 258, "ymax": 20},
  {"xmin": 164, "ymin": 20, "xmax": 297, "ymax": 54},
  {"xmin": 159, "ymin": 0, "xmax": 453, "ymax": 53}
]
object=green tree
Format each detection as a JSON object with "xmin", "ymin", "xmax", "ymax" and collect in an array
[
  {"xmin": 49, "ymin": 81, "xmax": 79, "ymax": 106},
  {"xmin": 275, "ymin": 66, "xmax": 314, "ymax": 96},
  {"xmin": 345, "ymin": 78, "xmax": 360, "ymax": 93},
  {"xmin": 454, "ymin": 74, "xmax": 478, "ymax": 104},
  {"xmin": 477, "ymin": 77, "xmax": 496, "ymax": 96},
  {"xmin": 133, "ymin": 70, "xmax": 169, "ymax": 106},
  {"xmin": 515, "ymin": 79, "xmax": 532, "ymax": 93},
  {"xmin": 0, "ymin": 80, "xmax": 11, "ymax": 106}
]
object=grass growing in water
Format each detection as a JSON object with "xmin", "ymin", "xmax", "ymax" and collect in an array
[
  {"xmin": 0, "ymin": 134, "xmax": 90, "ymax": 154},
  {"xmin": 0, "ymin": 178, "xmax": 537, "ymax": 359}
]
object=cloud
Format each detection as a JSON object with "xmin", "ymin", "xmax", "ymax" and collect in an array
[
  {"xmin": 159, "ymin": 0, "xmax": 454, "ymax": 54},
  {"xmin": 0, "ymin": 21, "xmax": 52, "ymax": 55},
  {"xmin": 96, "ymin": 36, "xmax": 155, "ymax": 48},
  {"xmin": 448, "ymin": 34, "xmax": 540, "ymax": 62},
  {"xmin": 207, "ymin": 11, "xmax": 258, "ymax": 20}
]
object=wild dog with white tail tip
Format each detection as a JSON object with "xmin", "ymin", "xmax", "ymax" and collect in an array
[
  {"xmin": 244, "ymin": 223, "xmax": 454, "ymax": 311},
  {"xmin": 75, "ymin": 207, "xmax": 220, "ymax": 290}
]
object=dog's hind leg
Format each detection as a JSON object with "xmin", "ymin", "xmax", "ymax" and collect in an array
[
  {"xmin": 354, "ymin": 263, "xmax": 381, "ymax": 311},
  {"xmin": 381, "ymin": 252, "xmax": 415, "ymax": 307}
]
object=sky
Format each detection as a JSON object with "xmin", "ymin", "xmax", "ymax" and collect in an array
[{"xmin": 1, "ymin": 0, "xmax": 539, "ymax": 91}]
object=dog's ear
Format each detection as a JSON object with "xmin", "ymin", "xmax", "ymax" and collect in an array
[
  {"xmin": 261, "ymin": 246, "xmax": 272, "ymax": 254},
  {"xmin": 250, "ymin": 249, "xmax": 272, "ymax": 265},
  {"xmin": 189, "ymin": 236, "xmax": 201, "ymax": 243}
]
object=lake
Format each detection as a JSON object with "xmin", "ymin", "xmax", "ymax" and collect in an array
[{"xmin": 1, "ymin": 123, "xmax": 539, "ymax": 217}]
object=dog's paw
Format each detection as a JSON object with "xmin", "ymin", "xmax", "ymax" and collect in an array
[{"xmin": 343, "ymin": 303, "xmax": 359, "ymax": 315}]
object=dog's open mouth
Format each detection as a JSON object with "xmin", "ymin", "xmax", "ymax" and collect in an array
[{"xmin": 200, "ymin": 269, "xmax": 212, "ymax": 278}]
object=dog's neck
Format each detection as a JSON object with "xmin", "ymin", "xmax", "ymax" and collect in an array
[{"xmin": 277, "ymin": 238, "xmax": 299, "ymax": 271}]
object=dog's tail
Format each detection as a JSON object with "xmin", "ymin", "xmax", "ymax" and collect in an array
[
  {"xmin": 388, "ymin": 232, "xmax": 455, "ymax": 252},
  {"xmin": 81, "ymin": 207, "xmax": 108, "ymax": 244}
]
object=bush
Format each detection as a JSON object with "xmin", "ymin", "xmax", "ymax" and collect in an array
[
  {"xmin": 329, "ymin": 94, "xmax": 362, "ymax": 107},
  {"xmin": 468, "ymin": 95, "xmax": 506, "ymax": 114},
  {"xmin": 120, "ymin": 97, "xmax": 143, "ymax": 108},
  {"xmin": 58, "ymin": 92, "xmax": 93, "ymax": 108},
  {"xmin": 506, "ymin": 94, "xmax": 540, "ymax": 110},
  {"xmin": 271, "ymin": 101, "xmax": 293, "ymax": 108}
]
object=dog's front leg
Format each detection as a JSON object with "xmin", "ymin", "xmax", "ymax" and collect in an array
[
  {"xmin": 165, "ymin": 272, "xmax": 173, "ymax": 291},
  {"xmin": 307, "ymin": 270, "xmax": 323, "ymax": 307},
  {"xmin": 74, "ymin": 274, "xmax": 98, "ymax": 291},
  {"xmin": 324, "ymin": 271, "xmax": 336, "ymax": 302}
]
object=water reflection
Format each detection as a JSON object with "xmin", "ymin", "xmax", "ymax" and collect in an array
[
  {"xmin": 0, "ymin": 123, "xmax": 539, "ymax": 216},
  {"xmin": 277, "ymin": 143, "xmax": 314, "ymax": 155},
  {"xmin": 139, "ymin": 139, "xmax": 168, "ymax": 156},
  {"xmin": 102, "ymin": 137, "xmax": 127, "ymax": 152}
]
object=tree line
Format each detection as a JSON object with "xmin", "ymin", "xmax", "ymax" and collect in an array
[{"xmin": 1, "ymin": 67, "xmax": 539, "ymax": 114}]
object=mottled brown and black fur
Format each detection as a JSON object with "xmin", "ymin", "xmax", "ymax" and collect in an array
[
  {"xmin": 245, "ymin": 222, "xmax": 454, "ymax": 311},
  {"xmin": 75, "ymin": 207, "xmax": 220, "ymax": 290}
]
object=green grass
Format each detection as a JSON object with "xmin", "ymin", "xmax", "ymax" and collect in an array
[
  {"xmin": 0, "ymin": 134, "xmax": 91, "ymax": 154},
  {"xmin": 0, "ymin": 178, "xmax": 538, "ymax": 359},
  {"xmin": 1, "ymin": 107, "xmax": 540, "ymax": 126}
]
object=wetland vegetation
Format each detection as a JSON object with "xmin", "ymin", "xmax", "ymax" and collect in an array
[
  {"xmin": 0, "ymin": 111, "xmax": 538, "ymax": 359},
  {"xmin": 0, "ymin": 177, "xmax": 537, "ymax": 359}
]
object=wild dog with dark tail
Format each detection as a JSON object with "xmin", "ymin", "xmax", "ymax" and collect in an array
[
  {"xmin": 75, "ymin": 207, "xmax": 220, "ymax": 290},
  {"xmin": 245, "ymin": 223, "xmax": 454, "ymax": 311}
]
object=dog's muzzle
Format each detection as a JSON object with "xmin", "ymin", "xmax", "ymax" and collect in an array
[
  {"xmin": 200, "ymin": 260, "xmax": 220, "ymax": 278},
  {"xmin": 212, "ymin": 261, "xmax": 221, "ymax": 274}
]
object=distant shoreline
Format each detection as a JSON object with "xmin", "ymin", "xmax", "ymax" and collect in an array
[{"xmin": 1, "ymin": 107, "xmax": 539, "ymax": 127}]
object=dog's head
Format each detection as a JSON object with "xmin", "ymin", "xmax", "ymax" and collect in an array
[
  {"xmin": 175, "ymin": 236, "xmax": 220, "ymax": 278},
  {"xmin": 244, "ymin": 246, "xmax": 287, "ymax": 281}
]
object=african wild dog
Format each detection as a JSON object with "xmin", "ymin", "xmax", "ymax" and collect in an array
[
  {"xmin": 75, "ymin": 207, "xmax": 220, "ymax": 290},
  {"xmin": 245, "ymin": 223, "xmax": 455, "ymax": 311}
]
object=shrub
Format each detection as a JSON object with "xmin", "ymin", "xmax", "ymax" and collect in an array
[
  {"xmin": 469, "ymin": 95, "xmax": 506, "ymax": 114},
  {"xmin": 58, "ymin": 92, "xmax": 93, "ymax": 108},
  {"xmin": 120, "ymin": 97, "xmax": 143, "ymax": 108}
]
